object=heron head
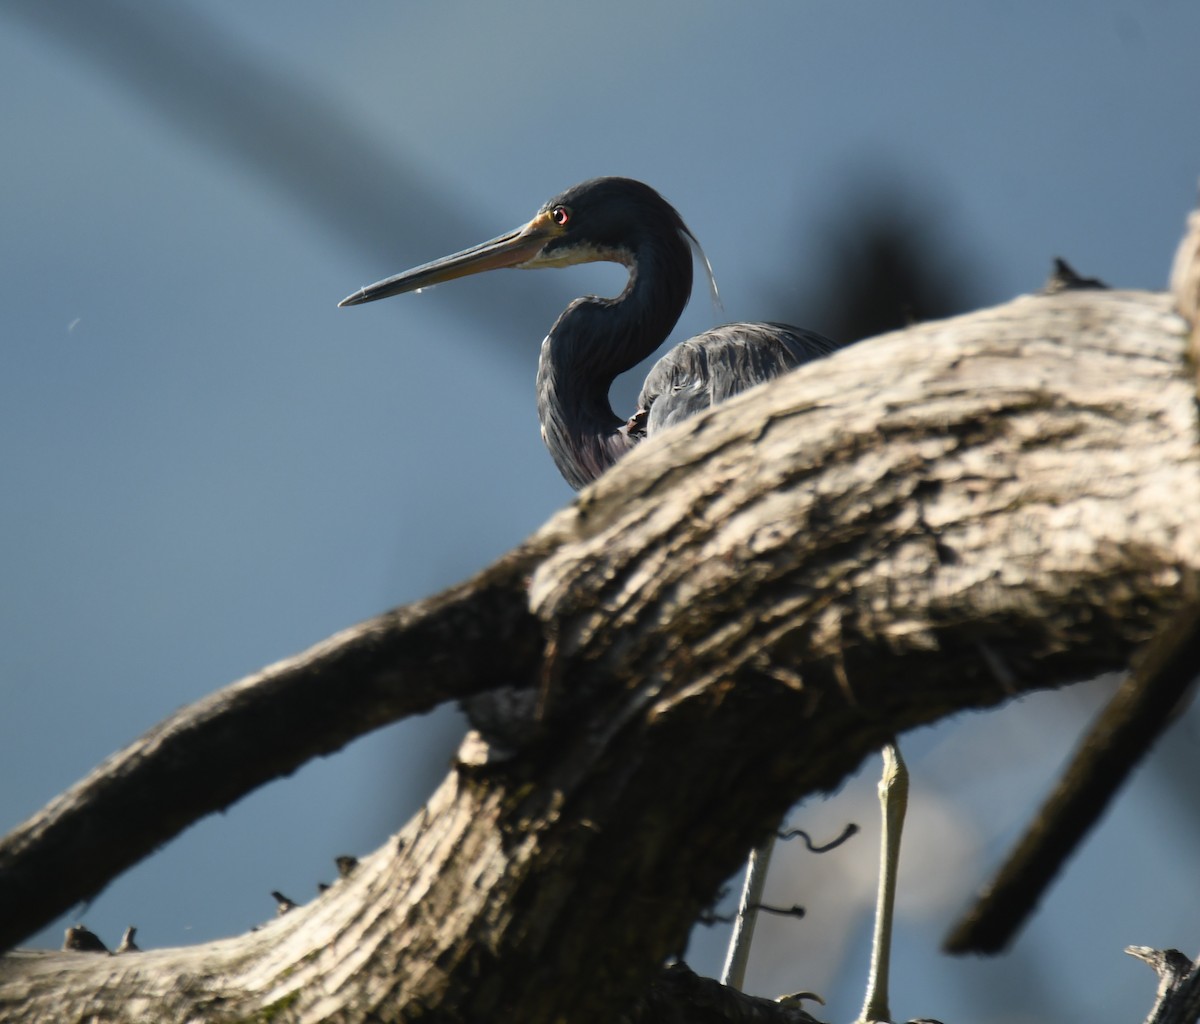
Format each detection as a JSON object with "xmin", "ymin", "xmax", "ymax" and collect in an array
[{"xmin": 337, "ymin": 177, "xmax": 696, "ymax": 307}]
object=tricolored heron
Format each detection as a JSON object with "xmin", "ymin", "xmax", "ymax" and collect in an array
[
  {"xmin": 339, "ymin": 177, "xmax": 907, "ymax": 1022},
  {"xmin": 338, "ymin": 177, "xmax": 838, "ymax": 490}
]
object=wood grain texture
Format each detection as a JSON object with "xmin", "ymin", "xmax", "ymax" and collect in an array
[{"xmin": 0, "ymin": 286, "xmax": 1196, "ymax": 1023}]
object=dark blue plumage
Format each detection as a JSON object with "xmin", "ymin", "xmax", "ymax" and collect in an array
[
  {"xmin": 633, "ymin": 322, "xmax": 840, "ymax": 437},
  {"xmin": 339, "ymin": 177, "xmax": 838, "ymax": 490}
]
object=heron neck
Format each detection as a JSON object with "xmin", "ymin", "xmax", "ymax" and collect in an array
[{"xmin": 536, "ymin": 246, "xmax": 691, "ymax": 490}]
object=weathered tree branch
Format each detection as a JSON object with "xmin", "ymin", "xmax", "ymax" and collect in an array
[
  {"xmin": 0, "ymin": 553, "xmax": 546, "ymax": 953},
  {"xmin": 944, "ymin": 208, "xmax": 1200, "ymax": 956},
  {"xmin": 1128, "ymin": 945, "xmax": 1200, "ymax": 1024},
  {"xmin": 943, "ymin": 595, "xmax": 1200, "ymax": 955},
  {"xmin": 1, "ymin": 250, "xmax": 1197, "ymax": 1019}
]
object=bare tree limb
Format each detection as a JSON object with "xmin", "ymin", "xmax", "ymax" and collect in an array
[
  {"xmin": 626, "ymin": 963, "xmax": 822, "ymax": 1023},
  {"xmin": 1172, "ymin": 206, "xmax": 1200, "ymax": 361},
  {"xmin": 0, "ymin": 273, "xmax": 1197, "ymax": 1021},
  {"xmin": 943, "ymin": 598, "xmax": 1200, "ymax": 954},
  {"xmin": 1128, "ymin": 945, "xmax": 1200, "ymax": 1024},
  {"xmin": 944, "ymin": 208, "xmax": 1200, "ymax": 955},
  {"xmin": 0, "ymin": 553, "xmax": 544, "ymax": 951}
]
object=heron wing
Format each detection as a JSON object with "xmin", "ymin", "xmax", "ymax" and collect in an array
[{"xmin": 633, "ymin": 322, "xmax": 839, "ymax": 437}]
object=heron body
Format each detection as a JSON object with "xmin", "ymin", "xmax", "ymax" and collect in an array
[{"xmin": 339, "ymin": 177, "xmax": 838, "ymax": 489}]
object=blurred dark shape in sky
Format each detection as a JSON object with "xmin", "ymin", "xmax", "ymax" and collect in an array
[
  {"xmin": 1, "ymin": 0, "xmax": 558, "ymax": 343},
  {"xmin": 768, "ymin": 175, "xmax": 988, "ymax": 346}
]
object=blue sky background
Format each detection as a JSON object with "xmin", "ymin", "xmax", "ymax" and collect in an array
[{"xmin": 3, "ymin": 3, "xmax": 1200, "ymax": 1021}]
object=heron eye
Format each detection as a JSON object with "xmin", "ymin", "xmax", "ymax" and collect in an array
[{"xmin": 551, "ymin": 205, "xmax": 571, "ymax": 226}]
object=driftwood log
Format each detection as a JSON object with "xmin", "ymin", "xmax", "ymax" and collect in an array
[{"xmin": 1, "ymin": 204, "xmax": 1198, "ymax": 1023}]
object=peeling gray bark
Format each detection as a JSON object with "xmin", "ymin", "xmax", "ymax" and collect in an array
[{"xmin": 0, "ymin": 281, "xmax": 1196, "ymax": 1022}]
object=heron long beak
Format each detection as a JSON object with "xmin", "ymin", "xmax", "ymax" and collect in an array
[{"xmin": 338, "ymin": 210, "xmax": 560, "ymax": 307}]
